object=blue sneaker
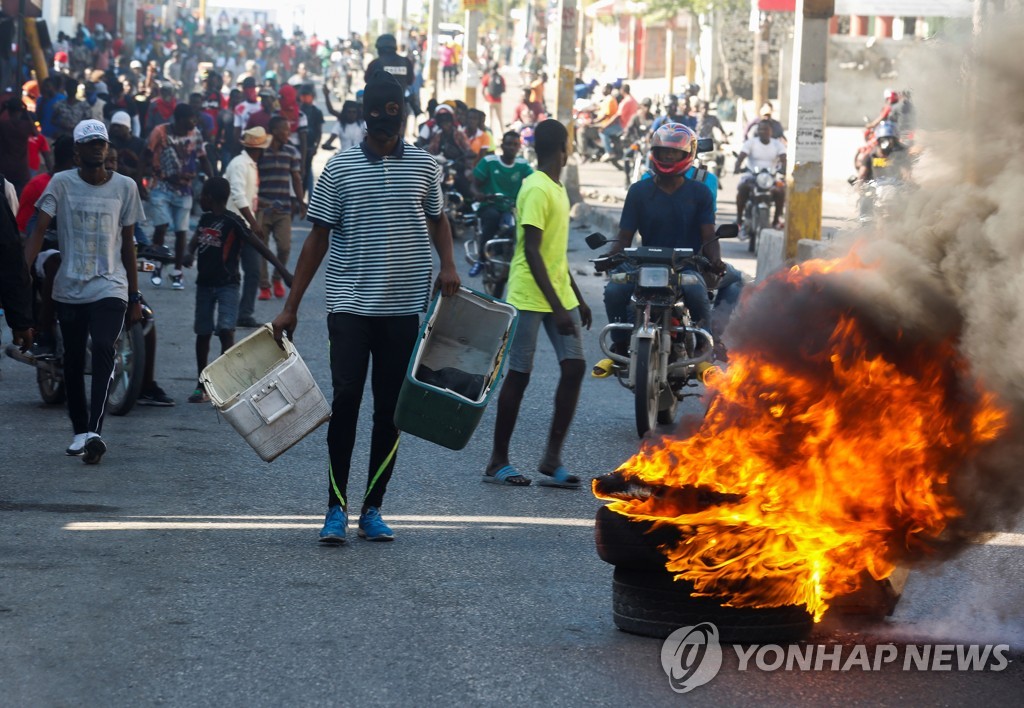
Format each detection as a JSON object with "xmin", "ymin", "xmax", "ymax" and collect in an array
[
  {"xmin": 468, "ymin": 261, "xmax": 484, "ymax": 277},
  {"xmin": 357, "ymin": 506, "xmax": 395, "ymax": 542},
  {"xmin": 318, "ymin": 505, "xmax": 348, "ymax": 545}
]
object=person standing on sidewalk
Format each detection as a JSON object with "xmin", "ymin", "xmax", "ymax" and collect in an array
[
  {"xmin": 483, "ymin": 119, "xmax": 591, "ymax": 488},
  {"xmin": 256, "ymin": 116, "xmax": 304, "ymax": 301},
  {"xmin": 272, "ymin": 71, "xmax": 460, "ymax": 545},
  {"xmin": 24, "ymin": 120, "xmax": 145, "ymax": 464},
  {"xmin": 223, "ymin": 126, "xmax": 270, "ymax": 328}
]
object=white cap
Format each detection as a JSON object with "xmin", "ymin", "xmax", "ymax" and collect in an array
[
  {"xmin": 110, "ymin": 111, "xmax": 131, "ymax": 128},
  {"xmin": 73, "ymin": 119, "xmax": 110, "ymax": 143}
]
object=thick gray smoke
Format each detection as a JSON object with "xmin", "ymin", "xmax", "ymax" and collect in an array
[
  {"xmin": 846, "ymin": 20, "xmax": 1024, "ymax": 407},
  {"xmin": 843, "ymin": 19, "xmax": 1024, "ymax": 534},
  {"xmin": 722, "ymin": 17, "xmax": 1024, "ymax": 538}
]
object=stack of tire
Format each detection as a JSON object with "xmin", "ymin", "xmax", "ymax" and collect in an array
[{"xmin": 594, "ymin": 473, "xmax": 814, "ymax": 643}]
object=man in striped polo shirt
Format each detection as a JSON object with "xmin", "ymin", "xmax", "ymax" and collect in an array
[
  {"xmin": 272, "ymin": 71, "xmax": 460, "ymax": 544},
  {"xmin": 256, "ymin": 115, "xmax": 305, "ymax": 301}
]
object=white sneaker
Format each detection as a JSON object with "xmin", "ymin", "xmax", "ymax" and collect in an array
[
  {"xmin": 65, "ymin": 433, "xmax": 88, "ymax": 456},
  {"xmin": 171, "ymin": 270, "xmax": 184, "ymax": 290},
  {"xmin": 150, "ymin": 271, "xmax": 162, "ymax": 287}
]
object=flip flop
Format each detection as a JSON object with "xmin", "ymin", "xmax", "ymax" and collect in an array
[
  {"xmin": 482, "ymin": 465, "xmax": 532, "ymax": 486},
  {"xmin": 536, "ymin": 466, "xmax": 581, "ymax": 489},
  {"xmin": 591, "ymin": 358, "xmax": 616, "ymax": 378}
]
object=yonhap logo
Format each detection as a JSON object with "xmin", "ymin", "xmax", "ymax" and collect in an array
[{"xmin": 660, "ymin": 622, "xmax": 723, "ymax": 693}]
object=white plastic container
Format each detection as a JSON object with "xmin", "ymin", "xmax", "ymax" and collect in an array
[{"xmin": 200, "ymin": 325, "xmax": 331, "ymax": 462}]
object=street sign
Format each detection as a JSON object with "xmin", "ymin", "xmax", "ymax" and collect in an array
[{"xmin": 463, "ymin": 0, "xmax": 488, "ymax": 10}]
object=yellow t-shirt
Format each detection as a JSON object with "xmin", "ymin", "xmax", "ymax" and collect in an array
[{"xmin": 506, "ymin": 171, "xmax": 579, "ymax": 313}]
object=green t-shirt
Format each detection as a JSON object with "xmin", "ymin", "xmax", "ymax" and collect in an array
[
  {"xmin": 506, "ymin": 171, "xmax": 579, "ymax": 313},
  {"xmin": 472, "ymin": 154, "xmax": 534, "ymax": 204}
]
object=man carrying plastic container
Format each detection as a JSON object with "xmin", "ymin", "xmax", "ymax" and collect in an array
[
  {"xmin": 272, "ymin": 71, "xmax": 460, "ymax": 545},
  {"xmin": 483, "ymin": 119, "xmax": 592, "ymax": 488}
]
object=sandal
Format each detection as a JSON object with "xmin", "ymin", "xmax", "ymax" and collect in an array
[
  {"xmin": 591, "ymin": 358, "xmax": 616, "ymax": 378},
  {"xmin": 482, "ymin": 465, "xmax": 532, "ymax": 486},
  {"xmin": 536, "ymin": 466, "xmax": 581, "ymax": 489}
]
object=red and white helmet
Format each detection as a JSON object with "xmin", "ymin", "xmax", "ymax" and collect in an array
[
  {"xmin": 884, "ymin": 88, "xmax": 899, "ymax": 104},
  {"xmin": 649, "ymin": 123, "xmax": 697, "ymax": 177}
]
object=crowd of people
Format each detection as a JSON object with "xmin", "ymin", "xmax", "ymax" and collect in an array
[{"xmin": 1, "ymin": 14, "xmax": 759, "ymax": 546}]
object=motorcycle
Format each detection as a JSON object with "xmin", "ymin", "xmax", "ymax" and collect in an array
[
  {"xmin": 573, "ymin": 99, "xmax": 623, "ymax": 163},
  {"xmin": 738, "ymin": 166, "xmax": 782, "ymax": 254},
  {"xmin": 587, "ymin": 225, "xmax": 738, "ymax": 437},
  {"xmin": 463, "ymin": 195, "xmax": 516, "ymax": 299},
  {"xmin": 432, "ymin": 154, "xmax": 477, "ymax": 239},
  {"xmin": 3, "ymin": 246, "xmax": 171, "ymax": 416},
  {"xmin": 851, "ymin": 176, "xmax": 904, "ymax": 223},
  {"xmin": 622, "ymin": 126, "xmax": 650, "ymax": 188}
]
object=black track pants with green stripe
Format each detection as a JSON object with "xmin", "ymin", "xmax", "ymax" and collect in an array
[{"xmin": 326, "ymin": 312, "xmax": 419, "ymax": 512}]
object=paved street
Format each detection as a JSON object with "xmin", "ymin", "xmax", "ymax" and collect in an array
[{"xmin": 2, "ymin": 85, "xmax": 1022, "ymax": 705}]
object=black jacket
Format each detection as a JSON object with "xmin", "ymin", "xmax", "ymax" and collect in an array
[{"xmin": 0, "ymin": 178, "xmax": 34, "ymax": 332}]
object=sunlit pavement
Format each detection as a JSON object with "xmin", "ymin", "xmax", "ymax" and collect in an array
[{"xmin": 1, "ymin": 99, "xmax": 1021, "ymax": 706}]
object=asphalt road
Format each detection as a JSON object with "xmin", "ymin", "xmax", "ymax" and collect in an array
[{"xmin": 2, "ymin": 106, "xmax": 1022, "ymax": 704}]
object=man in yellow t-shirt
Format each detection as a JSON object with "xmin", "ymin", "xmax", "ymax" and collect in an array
[{"xmin": 483, "ymin": 119, "xmax": 592, "ymax": 489}]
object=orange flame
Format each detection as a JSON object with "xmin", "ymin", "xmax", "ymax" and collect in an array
[{"xmin": 595, "ymin": 258, "xmax": 1008, "ymax": 621}]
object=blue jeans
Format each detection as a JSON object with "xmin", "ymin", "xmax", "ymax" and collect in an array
[
  {"xmin": 603, "ymin": 265, "xmax": 711, "ymax": 349},
  {"xmin": 600, "ymin": 122, "xmax": 623, "ymax": 155},
  {"xmin": 237, "ymin": 241, "xmax": 261, "ymax": 322}
]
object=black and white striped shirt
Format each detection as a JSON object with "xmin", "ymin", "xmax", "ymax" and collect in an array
[{"xmin": 307, "ymin": 140, "xmax": 444, "ymax": 316}]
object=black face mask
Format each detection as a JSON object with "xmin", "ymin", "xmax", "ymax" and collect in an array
[
  {"xmin": 363, "ymin": 71, "xmax": 405, "ymax": 139},
  {"xmin": 365, "ymin": 107, "xmax": 403, "ymax": 138}
]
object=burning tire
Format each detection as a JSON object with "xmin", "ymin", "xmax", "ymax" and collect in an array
[
  {"xmin": 612, "ymin": 568, "xmax": 814, "ymax": 643},
  {"xmin": 595, "ymin": 505, "xmax": 680, "ymax": 571}
]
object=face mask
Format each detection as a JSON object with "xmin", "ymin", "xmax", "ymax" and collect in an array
[
  {"xmin": 363, "ymin": 73, "xmax": 405, "ymax": 139},
  {"xmin": 365, "ymin": 107, "xmax": 402, "ymax": 138}
]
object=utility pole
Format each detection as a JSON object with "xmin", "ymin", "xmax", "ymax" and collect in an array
[
  {"xmin": 666, "ymin": 14, "xmax": 676, "ymax": 95},
  {"xmin": 426, "ymin": 0, "xmax": 442, "ymax": 99},
  {"xmin": 752, "ymin": 12, "xmax": 772, "ymax": 111},
  {"xmin": 782, "ymin": 0, "xmax": 834, "ymax": 259},
  {"xmin": 464, "ymin": 8, "xmax": 482, "ymax": 108},
  {"xmin": 553, "ymin": 0, "xmax": 581, "ymax": 203}
]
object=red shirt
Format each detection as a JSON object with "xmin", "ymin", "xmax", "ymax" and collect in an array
[{"xmin": 17, "ymin": 172, "xmax": 50, "ymax": 234}]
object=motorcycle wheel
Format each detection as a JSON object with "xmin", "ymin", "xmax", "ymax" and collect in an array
[
  {"xmin": 37, "ymin": 364, "xmax": 65, "ymax": 404},
  {"xmin": 483, "ymin": 271, "xmax": 506, "ymax": 299},
  {"xmin": 750, "ymin": 207, "xmax": 770, "ymax": 254},
  {"xmin": 106, "ymin": 322, "xmax": 146, "ymax": 416},
  {"xmin": 633, "ymin": 338, "xmax": 659, "ymax": 438},
  {"xmin": 656, "ymin": 393, "xmax": 677, "ymax": 425}
]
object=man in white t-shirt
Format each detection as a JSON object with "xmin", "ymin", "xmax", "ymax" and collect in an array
[{"xmin": 734, "ymin": 120, "xmax": 788, "ymax": 228}]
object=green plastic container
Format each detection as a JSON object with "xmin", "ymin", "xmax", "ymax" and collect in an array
[{"xmin": 394, "ymin": 287, "xmax": 518, "ymax": 450}]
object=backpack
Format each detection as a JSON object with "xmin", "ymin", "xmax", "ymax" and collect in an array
[{"xmin": 486, "ymin": 71, "xmax": 505, "ymax": 99}]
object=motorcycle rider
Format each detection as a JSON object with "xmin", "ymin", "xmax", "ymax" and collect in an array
[
  {"xmin": 744, "ymin": 102, "xmax": 786, "ymax": 141},
  {"xmin": 624, "ymin": 97, "xmax": 655, "ymax": 142},
  {"xmin": 735, "ymin": 120, "xmax": 787, "ymax": 230},
  {"xmin": 421, "ymin": 104, "xmax": 474, "ymax": 206},
  {"xmin": 694, "ymin": 100, "xmax": 727, "ymax": 143},
  {"xmin": 468, "ymin": 130, "xmax": 533, "ymax": 277},
  {"xmin": 865, "ymin": 88, "xmax": 900, "ymax": 132},
  {"xmin": 856, "ymin": 121, "xmax": 912, "ymax": 183},
  {"xmin": 651, "ymin": 94, "xmax": 695, "ymax": 132},
  {"xmin": 364, "ymin": 33, "xmax": 415, "ymax": 112},
  {"xmin": 595, "ymin": 123, "xmax": 722, "ymax": 371},
  {"xmin": 600, "ymin": 83, "xmax": 638, "ymax": 162}
]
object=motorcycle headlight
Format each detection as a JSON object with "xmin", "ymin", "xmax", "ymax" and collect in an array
[
  {"xmin": 638, "ymin": 266, "xmax": 671, "ymax": 288},
  {"xmin": 755, "ymin": 172, "xmax": 775, "ymax": 190}
]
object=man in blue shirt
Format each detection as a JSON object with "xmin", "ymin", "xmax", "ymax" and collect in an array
[{"xmin": 600, "ymin": 124, "xmax": 722, "ymax": 361}]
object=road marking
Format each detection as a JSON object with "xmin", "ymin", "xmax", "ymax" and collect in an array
[{"xmin": 62, "ymin": 515, "xmax": 596, "ymax": 531}]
